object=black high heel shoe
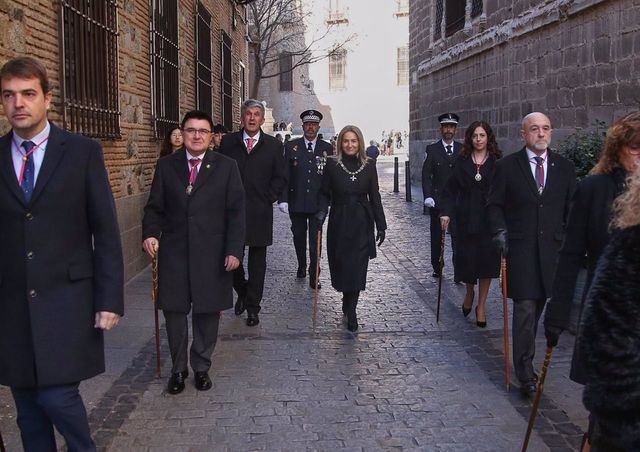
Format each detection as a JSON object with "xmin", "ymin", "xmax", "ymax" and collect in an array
[
  {"xmin": 475, "ymin": 307, "xmax": 487, "ymax": 328},
  {"xmin": 462, "ymin": 304, "xmax": 472, "ymax": 317}
]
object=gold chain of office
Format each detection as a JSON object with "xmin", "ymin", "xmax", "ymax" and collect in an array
[{"xmin": 338, "ymin": 160, "xmax": 368, "ymax": 182}]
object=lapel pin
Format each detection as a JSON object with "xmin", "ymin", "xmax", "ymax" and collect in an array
[{"xmin": 206, "ymin": 164, "xmax": 211, "ymax": 169}]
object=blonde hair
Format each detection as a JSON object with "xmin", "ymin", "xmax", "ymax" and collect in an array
[
  {"xmin": 612, "ymin": 167, "xmax": 640, "ymax": 229},
  {"xmin": 337, "ymin": 125, "xmax": 367, "ymax": 164},
  {"xmin": 591, "ymin": 111, "xmax": 640, "ymax": 175}
]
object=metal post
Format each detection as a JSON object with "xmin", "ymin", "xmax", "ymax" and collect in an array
[
  {"xmin": 405, "ymin": 161, "xmax": 412, "ymax": 202},
  {"xmin": 393, "ymin": 157, "xmax": 399, "ymax": 193}
]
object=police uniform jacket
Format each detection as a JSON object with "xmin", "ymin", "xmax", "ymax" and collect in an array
[
  {"xmin": 421, "ymin": 140, "xmax": 462, "ymax": 209},
  {"xmin": 279, "ymin": 137, "xmax": 333, "ymax": 213},
  {"xmin": 142, "ymin": 150, "xmax": 245, "ymax": 314},
  {"xmin": 220, "ymin": 129, "xmax": 287, "ymax": 246},
  {"xmin": 0, "ymin": 124, "xmax": 124, "ymax": 388}
]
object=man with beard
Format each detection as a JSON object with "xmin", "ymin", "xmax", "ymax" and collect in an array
[
  {"xmin": 220, "ymin": 99, "xmax": 287, "ymax": 326},
  {"xmin": 421, "ymin": 113, "xmax": 462, "ymax": 278},
  {"xmin": 487, "ymin": 112, "xmax": 575, "ymax": 397},
  {"xmin": 278, "ymin": 109, "xmax": 333, "ymax": 288}
]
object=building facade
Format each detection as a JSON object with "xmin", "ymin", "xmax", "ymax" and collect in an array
[
  {"xmin": 253, "ymin": 0, "xmax": 410, "ymax": 145},
  {"xmin": 0, "ymin": 0, "xmax": 249, "ymax": 279},
  {"xmin": 409, "ymin": 0, "xmax": 640, "ymax": 182}
]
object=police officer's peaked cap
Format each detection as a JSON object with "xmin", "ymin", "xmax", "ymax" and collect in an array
[
  {"xmin": 438, "ymin": 113, "xmax": 460, "ymax": 125},
  {"xmin": 300, "ymin": 109, "xmax": 323, "ymax": 123}
]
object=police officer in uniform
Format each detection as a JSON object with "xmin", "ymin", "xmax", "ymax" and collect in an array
[
  {"xmin": 278, "ymin": 110, "xmax": 333, "ymax": 288},
  {"xmin": 422, "ymin": 113, "xmax": 463, "ymax": 278}
]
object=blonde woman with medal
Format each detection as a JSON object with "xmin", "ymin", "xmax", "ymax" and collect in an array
[
  {"xmin": 313, "ymin": 125, "xmax": 387, "ymax": 332},
  {"xmin": 440, "ymin": 121, "xmax": 502, "ymax": 327}
]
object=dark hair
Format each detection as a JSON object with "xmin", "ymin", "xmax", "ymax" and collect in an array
[
  {"xmin": 213, "ymin": 123, "xmax": 227, "ymax": 134},
  {"xmin": 0, "ymin": 56, "xmax": 50, "ymax": 93},
  {"xmin": 160, "ymin": 126, "xmax": 181, "ymax": 157},
  {"xmin": 181, "ymin": 110, "xmax": 214, "ymax": 131},
  {"xmin": 461, "ymin": 121, "xmax": 502, "ymax": 159},
  {"xmin": 591, "ymin": 111, "xmax": 640, "ymax": 175}
]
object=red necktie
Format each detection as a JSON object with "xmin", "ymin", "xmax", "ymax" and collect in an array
[
  {"xmin": 246, "ymin": 137, "xmax": 255, "ymax": 154},
  {"xmin": 188, "ymin": 158, "xmax": 201, "ymax": 185},
  {"xmin": 533, "ymin": 156, "xmax": 544, "ymax": 192}
]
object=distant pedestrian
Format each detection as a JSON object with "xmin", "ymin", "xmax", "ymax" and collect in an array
[
  {"xmin": 487, "ymin": 112, "xmax": 576, "ymax": 398},
  {"xmin": 160, "ymin": 126, "xmax": 183, "ymax": 157},
  {"xmin": 278, "ymin": 109, "xmax": 333, "ymax": 288},
  {"xmin": 220, "ymin": 99, "xmax": 287, "ymax": 327},
  {"xmin": 366, "ymin": 140, "xmax": 380, "ymax": 160},
  {"xmin": 439, "ymin": 121, "xmax": 502, "ymax": 327},
  {"xmin": 0, "ymin": 56, "xmax": 124, "ymax": 452},
  {"xmin": 421, "ymin": 113, "xmax": 462, "ymax": 279},
  {"xmin": 545, "ymin": 111, "xmax": 640, "ymax": 452},
  {"xmin": 577, "ymin": 166, "xmax": 640, "ymax": 452},
  {"xmin": 315, "ymin": 125, "xmax": 387, "ymax": 332},
  {"xmin": 275, "ymin": 133, "xmax": 284, "ymax": 143},
  {"xmin": 211, "ymin": 123, "xmax": 227, "ymax": 151}
]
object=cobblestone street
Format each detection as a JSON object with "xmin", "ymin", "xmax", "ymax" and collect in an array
[{"xmin": 1, "ymin": 158, "xmax": 589, "ymax": 451}]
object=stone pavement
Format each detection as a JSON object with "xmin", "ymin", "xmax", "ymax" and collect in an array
[{"xmin": 0, "ymin": 160, "xmax": 588, "ymax": 451}]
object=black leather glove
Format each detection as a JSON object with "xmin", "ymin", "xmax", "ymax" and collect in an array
[
  {"xmin": 312, "ymin": 211, "xmax": 327, "ymax": 230},
  {"xmin": 376, "ymin": 230, "xmax": 385, "ymax": 247},
  {"xmin": 544, "ymin": 324, "xmax": 564, "ymax": 348},
  {"xmin": 492, "ymin": 229, "xmax": 508, "ymax": 256}
]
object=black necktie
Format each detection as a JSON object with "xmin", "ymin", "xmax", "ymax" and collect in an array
[
  {"xmin": 21, "ymin": 141, "xmax": 35, "ymax": 202},
  {"xmin": 446, "ymin": 145, "xmax": 452, "ymax": 156},
  {"xmin": 307, "ymin": 142, "xmax": 313, "ymax": 152}
]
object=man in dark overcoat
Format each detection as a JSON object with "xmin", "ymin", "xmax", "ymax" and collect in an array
[
  {"xmin": 421, "ymin": 113, "xmax": 463, "ymax": 278},
  {"xmin": 0, "ymin": 57, "xmax": 124, "ymax": 451},
  {"xmin": 143, "ymin": 110, "xmax": 245, "ymax": 395},
  {"xmin": 487, "ymin": 111, "xmax": 575, "ymax": 397},
  {"xmin": 278, "ymin": 109, "xmax": 333, "ymax": 288},
  {"xmin": 220, "ymin": 99, "xmax": 287, "ymax": 326}
]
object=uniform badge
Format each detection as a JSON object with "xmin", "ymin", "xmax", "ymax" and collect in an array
[{"xmin": 316, "ymin": 156, "xmax": 327, "ymax": 175}]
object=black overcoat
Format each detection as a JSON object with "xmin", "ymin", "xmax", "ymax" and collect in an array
[
  {"xmin": 0, "ymin": 124, "xmax": 124, "ymax": 388},
  {"xmin": 421, "ymin": 140, "xmax": 462, "ymax": 210},
  {"xmin": 142, "ymin": 150, "xmax": 245, "ymax": 314},
  {"xmin": 220, "ymin": 130, "xmax": 287, "ymax": 246},
  {"xmin": 279, "ymin": 137, "xmax": 333, "ymax": 214},
  {"xmin": 487, "ymin": 148, "xmax": 575, "ymax": 300},
  {"xmin": 319, "ymin": 156, "xmax": 387, "ymax": 292},
  {"xmin": 578, "ymin": 225, "xmax": 640, "ymax": 451},
  {"xmin": 440, "ymin": 155, "xmax": 500, "ymax": 282},
  {"xmin": 544, "ymin": 168, "xmax": 627, "ymax": 383}
]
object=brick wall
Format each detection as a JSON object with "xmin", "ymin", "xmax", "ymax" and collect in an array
[
  {"xmin": 409, "ymin": 0, "xmax": 640, "ymax": 184},
  {"xmin": 0, "ymin": 0, "xmax": 249, "ymax": 280}
]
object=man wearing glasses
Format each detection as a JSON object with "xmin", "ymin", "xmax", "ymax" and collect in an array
[
  {"xmin": 143, "ymin": 110, "xmax": 246, "ymax": 395},
  {"xmin": 220, "ymin": 99, "xmax": 287, "ymax": 327}
]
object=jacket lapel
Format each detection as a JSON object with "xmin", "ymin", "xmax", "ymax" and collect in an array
[
  {"xmin": 515, "ymin": 148, "xmax": 540, "ymax": 197},
  {"xmin": 30, "ymin": 124, "xmax": 65, "ymax": 205},
  {"xmin": 541, "ymin": 150, "xmax": 558, "ymax": 199},
  {"xmin": 170, "ymin": 150, "xmax": 190, "ymax": 187},
  {"xmin": 0, "ymin": 132, "xmax": 26, "ymax": 204}
]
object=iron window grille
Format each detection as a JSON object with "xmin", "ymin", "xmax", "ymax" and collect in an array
[
  {"xmin": 472, "ymin": 0, "xmax": 483, "ymax": 18},
  {"xmin": 221, "ymin": 31, "xmax": 233, "ymax": 131},
  {"xmin": 434, "ymin": 0, "xmax": 443, "ymax": 41},
  {"xmin": 445, "ymin": 0, "xmax": 465, "ymax": 37},
  {"xmin": 279, "ymin": 52, "xmax": 293, "ymax": 92},
  {"xmin": 328, "ymin": 48, "xmax": 346, "ymax": 91},
  {"xmin": 150, "ymin": 0, "xmax": 180, "ymax": 139},
  {"xmin": 196, "ymin": 2, "xmax": 213, "ymax": 117},
  {"xmin": 59, "ymin": 0, "xmax": 120, "ymax": 139}
]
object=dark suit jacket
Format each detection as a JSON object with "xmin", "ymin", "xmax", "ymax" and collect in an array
[
  {"xmin": 421, "ymin": 140, "xmax": 462, "ymax": 209},
  {"xmin": 279, "ymin": 137, "xmax": 333, "ymax": 213},
  {"xmin": 143, "ymin": 150, "xmax": 245, "ymax": 314},
  {"xmin": 0, "ymin": 123, "xmax": 124, "ymax": 388},
  {"xmin": 487, "ymin": 148, "xmax": 575, "ymax": 300},
  {"xmin": 220, "ymin": 129, "xmax": 287, "ymax": 246}
]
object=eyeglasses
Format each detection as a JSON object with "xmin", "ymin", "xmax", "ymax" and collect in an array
[
  {"xmin": 183, "ymin": 128, "xmax": 211, "ymax": 136},
  {"xmin": 170, "ymin": 133, "xmax": 182, "ymax": 138}
]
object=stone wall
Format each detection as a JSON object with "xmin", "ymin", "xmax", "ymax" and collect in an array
[
  {"xmin": 409, "ymin": 0, "xmax": 640, "ymax": 184},
  {"xmin": 0, "ymin": 0, "xmax": 249, "ymax": 280}
]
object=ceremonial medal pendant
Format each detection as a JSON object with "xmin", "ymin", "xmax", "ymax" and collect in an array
[
  {"xmin": 474, "ymin": 173, "xmax": 482, "ymax": 182},
  {"xmin": 186, "ymin": 184, "xmax": 193, "ymax": 195}
]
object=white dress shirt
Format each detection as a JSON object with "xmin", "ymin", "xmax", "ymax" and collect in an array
[
  {"xmin": 242, "ymin": 130, "xmax": 261, "ymax": 151},
  {"xmin": 12, "ymin": 121, "xmax": 50, "ymax": 183}
]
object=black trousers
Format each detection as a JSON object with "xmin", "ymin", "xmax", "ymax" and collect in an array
[
  {"xmin": 512, "ymin": 298, "xmax": 547, "ymax": 384},
  {"xmin": 163, "ymin": 310, "xmax": 221, "ymax": 374},
  {"xmin": 429, "ymin": 208, "xmax": 456, "ymax": 275},
  {"xmin": 289, "ymin": 212, "xmax": 320, "ymax": 276},
  {"xmin": 11, "ymin": 383, "xmax": 95, "ymax": 452},
  {"xmin": 233, "ymin": 246, "xmax": 268, "ymax": 314}
]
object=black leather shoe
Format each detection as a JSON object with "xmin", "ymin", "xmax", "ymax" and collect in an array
[
  {"xmin": 309, "ymin": 279, "xmax": 321, "ymax": 289},
  {"xmin": 247, "ymin": 311, "xmax": 260, "ymax": 327},
  {"xmin": 520, "ymin": 380, "xmax": 537, "ymax": 397},
  {"xmin": 296, "ymin": 267, "xmax": 306, "ymax": 278},
  {"xmin": 347, "ymin": 319, "xmax": 359, "ymax": 332},
  {"xmin": 194, "ymin": 371, "xmax": 212, "ymax": 391},
  {"xmin": 234, "ymin": 295, "xmax": 246, "ymax": 316},
  {"xmin": 432, "ymin": 271, "xmax": 441, "ymax": 278},
  {"xmin": 167, "ymin": 371, "xmax": 188, "ymax": 395}
]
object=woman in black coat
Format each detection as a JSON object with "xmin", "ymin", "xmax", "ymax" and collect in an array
[
  {"xmin": 577, "ymin": 167, "xmax": 640, "ymax": 452},
  {"xmin": 316, "ymin": 125, "xmax": 387, "ymax": 332},
  {"xmin": 440, "ymin": 121, "xmax": 501, "ymax": 327}
]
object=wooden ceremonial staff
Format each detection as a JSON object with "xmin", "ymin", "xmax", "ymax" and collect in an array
[
  {"xmin": 312, "ymin": 230, "xmax": 322, "ymax": 329},
  {"xmin": 521, "ymin": 346, "xmax": 554, "ymax": 452},
  {"xmin": 436, "ymin": 229, "xmax": 446, "ymax": 323},
  {"xmin": 151, "ymin": 257, "xmax": 161, "ymax": 378},
  {"xmin": 500, "ymin": 255, "xmax": 511, "ymax": 390}
]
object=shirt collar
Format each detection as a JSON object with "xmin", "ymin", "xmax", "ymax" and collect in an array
[
  {"xmin": 13, "ymin": 121, "xmax": 51, "ymax": 148},
  {"xmin": 441, "ymin": 140, "xmax": 454, "ymax": 149},
  {"xmin": 242, "ymin": 130, "xmax": 261, "ymax": 143},
  {"xmin": 185, "ymin": 150, "xmax": 205, "ymax": 161},
  {"xmin": 305, "ymin": 138, "xmax": 317, "ymax": 148},
  {"xmin": 525, "ymin": 148, "xmax": 548, "ymax": 161}
]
